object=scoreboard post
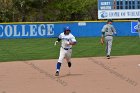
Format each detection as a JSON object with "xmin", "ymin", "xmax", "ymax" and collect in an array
[{"xmin": 98, "ymin": 0, "xmax": 140, "ymax": 19}]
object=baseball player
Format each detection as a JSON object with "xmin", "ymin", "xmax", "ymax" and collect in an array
[
  {"xmin": 54, "ymin": 26, "xmax": 77, "ymax": 76},
  {"xmin": 136, "ymin": 18, "xmax": 140, "ymax": 38},
  {"xmin": 101, "ymin": 19, "xmax": 117, "ymax": 59}
]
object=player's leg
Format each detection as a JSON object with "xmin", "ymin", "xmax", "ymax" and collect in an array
[
  {"xmin": 107, "ymin": 38, "xmax": 113, "ymax": 59},
  {"xmin": 65, "ymin": 49, "xmax": 72, "ymax": 68},
  {"xmin": 105, "ymin": 36, "xmax": 113, "ymax": 59},
  {"xmin": 105, "ymin": 42, "xmax": 108, "ymax": 55},
  {"xmin": 105, "ymin": 37, "xmax": 109, "ymax": 57},
  {"xmin": 55, "ymin": 48, "xmax": 66, "ymax": 76},
  {"xmin": 107, "ymin": 39, "xmax": 113, "ymax": 55}
]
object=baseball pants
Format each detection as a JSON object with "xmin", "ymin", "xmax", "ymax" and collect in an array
[
  {"xmin": 105, "ymin": 36, "xmax": 113, "ymax": 56},
  {"xmin": 58, "ymin": 47, "xmax": 72, "ymax": 63}
]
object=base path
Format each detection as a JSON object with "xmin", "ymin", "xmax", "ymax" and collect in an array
[{"xmin": 0, "ymin": 55, "xmax": 140, "ymax": 93}]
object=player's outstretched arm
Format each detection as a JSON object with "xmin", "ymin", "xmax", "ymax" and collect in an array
[{"xmin": 54, "ymin": 38, "xmax": 61, "ymax": 46}]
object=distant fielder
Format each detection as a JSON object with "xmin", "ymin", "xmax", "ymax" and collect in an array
[
  {"xmin": 136, "ymin": 18, "xmax": 140, "ymax": 38},
  {"xmin": 101, "ymin": 19, "xmax": 117, "ymax": 59},
  {"xmin": 54, "ymin": 26, "xmax": 77, "ymax": 76}
]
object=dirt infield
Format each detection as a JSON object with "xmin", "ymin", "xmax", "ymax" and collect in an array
[{"xmin": 0, "ymin": 55, "xmax": 140, "ymax": 93}]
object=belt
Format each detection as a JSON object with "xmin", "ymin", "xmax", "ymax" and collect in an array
[
  {"xmin": 62, "ymin": 47, "xmax": 72, "ymax": 50},
  {"xmin": 106, "ymin": 35, "xmax": 112, "ymax": 36}
]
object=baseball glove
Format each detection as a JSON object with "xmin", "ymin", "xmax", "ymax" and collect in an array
[{"xmin": 100, "ymin": 37, "xmax": 104, "ymax": 45}]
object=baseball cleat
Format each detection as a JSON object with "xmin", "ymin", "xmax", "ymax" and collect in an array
[
  {"xmin": 68, "ymin": 62, "xmax": 72, "ymax": 68},
  {"xmin": 55, "ymin": 71, "xmax": 59, "ymax": 76},
  {"xmin": 107, "ymin": 55, "xmax": 110, "ymax": 59}
]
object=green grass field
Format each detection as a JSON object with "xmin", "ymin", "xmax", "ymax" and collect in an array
[{"xmin": 0, "ymin": 36, "xmax": 140, "ymax": 62}]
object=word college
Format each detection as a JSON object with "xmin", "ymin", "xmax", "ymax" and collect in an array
[{"xmin": 0, "ymin": 24, "xmax": 54, "ymax": 38}]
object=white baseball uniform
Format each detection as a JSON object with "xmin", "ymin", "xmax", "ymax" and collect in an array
[
  {"xmin": 58, "ymin": 32, "xmax": 76, "ymax": 63},
  {"xmin": 102, "ymin": 24, "xmax": 116, "ymax": 56}
]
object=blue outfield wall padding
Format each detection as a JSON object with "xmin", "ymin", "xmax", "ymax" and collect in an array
[{"xmin": 0, "ymin": 21, "xmax": 138, "ymax": 39}]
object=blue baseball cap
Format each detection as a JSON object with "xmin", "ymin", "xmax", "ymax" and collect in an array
[{"xmin": 64, "ymin": 26, "xmax": 70, "ymax": 31}]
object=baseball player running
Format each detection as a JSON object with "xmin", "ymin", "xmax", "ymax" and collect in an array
[
  {"xmin": 54, "ymin": 26, "xmax": 77, "ymax": 76},
  {"xmin": 101, "ymin": 19, "xmax": 117, "ymax": 59}
]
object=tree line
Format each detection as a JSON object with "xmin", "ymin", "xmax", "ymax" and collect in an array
[{"xmin": 0, "ymin": 0, "xmax": 98, "ymax": 22}]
